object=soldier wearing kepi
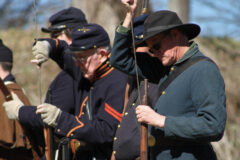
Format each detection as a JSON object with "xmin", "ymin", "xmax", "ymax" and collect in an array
[
  {"xmin": 0, "ymin": 39, "xmax": 40, "ymax": 159},
  {"xmin": 2, "ymin": 8, "xmax": 88, "ymax": 159},
  {"xmin": 3, "ymin": 7, "xmax": 88, "ymax": 132},
  {"xmin": 4, "ymin": 24, "xmax": 128, "ymax": 159},
  {"xmin": 42, "ymin": 7, "xmax": 88, "ymax": 114},
  {"xmin": 111, "ymin": 13, "xmax": 161, "ymax": 160}
]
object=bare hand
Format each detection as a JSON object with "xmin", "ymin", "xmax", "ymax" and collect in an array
[
  {"xmin": 121, "ymin": 0, "xmax": 137, "ymax": 15},
  {"xmin": 136, "ymin": 105, "xmax": 166, "ymax": 128}
]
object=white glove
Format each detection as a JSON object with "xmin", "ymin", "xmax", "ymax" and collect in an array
[
  {"xmin": 3, "ymin": 93, "xmax": 24, "ymax": 120},
  {"xmin": 36, "ymin": 103, "xmax": 61, "ymax": 127},
  {"xmin": 31, "ymin": 41, "xmax": 51, "ymax": 65}
]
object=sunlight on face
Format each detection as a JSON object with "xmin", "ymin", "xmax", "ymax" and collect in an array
[
  {"xmin": 72, "ymin": 49, "xmax": 102, "ymax": 81},
  {"xmin": 146, "ymin": 33, "xmax": 177, "ymax": 66}
]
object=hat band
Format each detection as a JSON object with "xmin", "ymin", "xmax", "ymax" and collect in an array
[
  {"xmin": 70, "ymin": 45, "xmax": 97, "ymax": 52},
  {"xmin": 147, "ymin": 24, "xmax": 180, "ymax": 32}
]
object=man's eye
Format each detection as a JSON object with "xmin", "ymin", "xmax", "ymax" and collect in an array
[
  {"xmin": 153, "ymin": 43, "xmax": 160, "ymax": 50},
  {"xmin": 149, "ymin": 49, "xmax": 154, "ymax": 53}
]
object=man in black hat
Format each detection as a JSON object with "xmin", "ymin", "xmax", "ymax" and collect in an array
[
  {"xmin": 110, "ymin": 0, "xmax": 226, "ymax": 159},
  {"xmin": 0, "ymin": 39, "xmax": 41, "ymax": 159},
  {"xmin": 4, "ymin": 24, "xmax": 128, "ymax": 159}
]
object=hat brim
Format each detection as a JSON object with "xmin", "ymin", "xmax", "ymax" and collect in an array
[
  {"xmin": 69, "ymin": 45, "xmax": 97, "ymax": 52},
  {"xmin": 41, "ymin": 27, "xmax": 52, "ymax": 33},
  {"xmin": 142, "ymin": 23, "xmax": 200, "ymax": 44}
]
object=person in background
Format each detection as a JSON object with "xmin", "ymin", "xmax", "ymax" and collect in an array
[
  {"xmin": 3, "ymin": 7, "xmax": 88, "ymax": 160},
  {"xmin": 41, "ymin": 6, "xmax": 88, "ymax": 115},
  {"xmin": 0, "ymin": 39, "xmax": 41, "ymax": 159},
  {"xmin": 111, "ymin": 13, "xmax": 161, "ymax": 160},
  {"xmin": 110, "ymin": 0, "xmax": 227, "ymax": 159}
]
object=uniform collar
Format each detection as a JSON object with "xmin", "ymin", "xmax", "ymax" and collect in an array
[
  {"xmin": 174, "ymin": 41, "xmax": 199, "ymax": 65},
  {"xmin": 93, "ymin": 55, "xmax": 114, "ymax": 81}
]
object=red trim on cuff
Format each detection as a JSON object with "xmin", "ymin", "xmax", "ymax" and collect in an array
[{"xmin": 66, "ymin": 116, "xmax": 84, "ymax": 137}]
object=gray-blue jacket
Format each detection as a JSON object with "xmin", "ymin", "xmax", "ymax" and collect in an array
[{"xmin": 110, "ymin": 30, "xmax": 226, "ymax": 160}]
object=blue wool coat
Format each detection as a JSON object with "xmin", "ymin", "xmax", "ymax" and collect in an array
[
  {"xmin": 20, "ymin": 39, "xmax": 128, "ymax": 159},
  {"xmin": 110, "ymin": 30, "xmax": 226, "ymax": 160},
  {"xmin": 50, "ymin": 39, "xmax": 128, "ymax": 159}
]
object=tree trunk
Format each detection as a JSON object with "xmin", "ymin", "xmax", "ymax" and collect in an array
[
  {"xmin": 71, "ymin": 0, "xmax": 124, "ymax": 44},
  {"xmin": 168, "ymin": 0, "xmax": 190, "ymax": 23},
  {"xmin": 71, "ymin": 0, "xmax": 152, "ymax": 44}
]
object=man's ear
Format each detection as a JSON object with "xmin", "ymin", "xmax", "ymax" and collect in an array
[{"xmin": 97, "ymin": 48, "xmax": 108, "ymax": 57}]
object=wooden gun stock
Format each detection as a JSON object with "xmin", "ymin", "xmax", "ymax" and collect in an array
[
  {"xmin": 44, "ymin": 127, "xmax": 51, "ymax": 160},
  {"xmin": 44, "ymin": 88, "xmax": 53, "ymax": 160},
  {"xmin": 140, "ymin": 79, "xmax": 148, "ymax": 160}
]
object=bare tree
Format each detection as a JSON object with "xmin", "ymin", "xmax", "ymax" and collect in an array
[{"xmin": 196, "ymin": 0, "xmax": 240, "ymax": 38}]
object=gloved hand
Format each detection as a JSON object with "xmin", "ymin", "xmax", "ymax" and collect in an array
[
  {"xmin": 31, "ymin": 40, "xmax": 51, "ymax": 65},
  {"xmin": 3, "ymin": 93, "xmax": 24, "ymax": 120},
  {"xmin": 36, "ymin": 103, "xmax": 62, "ymax": 127}
]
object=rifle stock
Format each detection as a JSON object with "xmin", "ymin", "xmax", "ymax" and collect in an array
[
  {"xmin": 44, "ymin": 127, "xmax": 51, "ymax": 160},
  {"xmin": 140, "ymin": 79, "xmax": 148, "ymax": 160},
  {"xmin": 44, "ymin": 88, "xmax": 54, "ymax": 160}
]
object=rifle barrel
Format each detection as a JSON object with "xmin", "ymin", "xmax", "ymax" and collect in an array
[{"xmin": 140, "ymin": 79, "xmax": 148, "ymax": 160}]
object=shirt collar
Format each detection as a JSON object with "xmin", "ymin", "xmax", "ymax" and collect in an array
[{"xmin": 3, "ymin": 74, "xmax": 16, "ymax": 82}]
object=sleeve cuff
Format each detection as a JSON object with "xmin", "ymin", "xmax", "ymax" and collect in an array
[{"xmin": 116, "ymin": 24, "xmax": 131, "ymax": 34}]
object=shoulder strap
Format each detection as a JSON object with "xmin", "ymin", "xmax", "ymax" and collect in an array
[{"xmin": 158, "ymin": 56, "xmax": 213, "ymax": 97}]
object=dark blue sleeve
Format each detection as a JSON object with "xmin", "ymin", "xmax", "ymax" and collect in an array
[
  {"xmin": 47, "ymin": 39, "xmax": 82, "ymax": 81},
  {"xmin": 110, "ymin": 31, "xmax": 164, "ymax": 84},
  {"xmin": 44, "ymin": 71, "xmax": 75, "ymax": 114},
  {"xmin": 18, "ymin": 106, "xmax": 44, "ymax": 129},
  {"xmin": 54, "ymin": 70, "xmax": 128, "ymax": 144}
]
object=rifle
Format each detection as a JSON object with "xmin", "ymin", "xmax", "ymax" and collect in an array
[
  {"xmin": 44, "ymin": 88, "xmax": 55, "ymax": 160},
  {"xmin": 0, "ymin": 77, "xmax": 12, "ymax": 101},
  {"xmin": 0, "ymin": 77, "xmax": 43, "ymax": 159},
  {"xmin": 140, "ymin": 79, "xmax": 148, "ymax": 160}
]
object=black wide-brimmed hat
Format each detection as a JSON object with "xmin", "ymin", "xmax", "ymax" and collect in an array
[
  {"xmin": 142, "ymin": 10, "xmax": 200, "ymax": 42},
  {"xmin": 0, "ymin": 39, "xmax": 13, "ymax": 63},
  {"xmin": 42, "ymin": 7, "xmax": 87, "ymax": 33},
  {"xmin": 69, "ymin": 24, "xmax": 110, "ymax": 52}
]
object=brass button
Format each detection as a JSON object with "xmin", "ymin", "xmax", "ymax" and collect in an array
[
  {"xmin": 74, "ymin": 140, "xmax": 81, "ymax": 150},
  {"xmin": 132, "ymin": 103, "xmax": 135, "ymax": 107},
  {"xmin": 170, "ymin": 67, "xmax": 174, "ymax": 71},
  {"xmin": 162, "ymin": 91, "xmax": 166, "ymax": 95},
  {"xmin": 148, "ymin": 135, "xmax": 156, "ymax": 147},
  {"xmin": 84, "ymin": 104, "xmax": 86, "ymax": 106},
  {"xmin": 113, "ymin": 151, "xmax": 116, "ymax": 155},
  {"xmin": 118, "ymin": 124, "xmax": 121, "ymax": 128},
  {"xmin": 124, "ymin": 112, "xmax": 128, "ymax": 116},
  {"xmin": 70, "ymin": 133, "xmax": 74, "ymax": 137},
  {"xmin": 82, "ymin": 112, "xmax": 84, "ymax": 115},
  {"xmin": 114, "ymin": 137, "xmax": 117, "ymax": 141},
  {"xmin": 57, "ymin": 129, "xmax": 61, "ymax": 132}
]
